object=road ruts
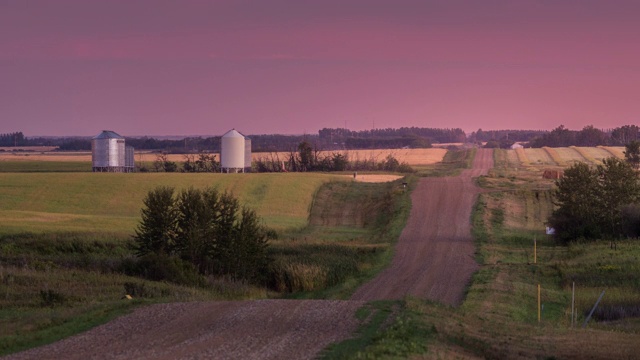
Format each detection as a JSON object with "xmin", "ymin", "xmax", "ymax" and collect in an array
[{"xmin": 351, "ymin": 149, "xmax": 494, "ymax": 306}]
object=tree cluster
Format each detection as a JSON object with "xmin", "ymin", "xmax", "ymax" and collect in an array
[
  {"xmin": 254, "ymin": 141, "xmax": 414, "ymax": 173},
  {"xmin": 0, "ymin": 132, "xmax": 26, "ymax": 147},
  {"xmin": 318, "ymin": 127, "xmax": 464, "ymax": 148},
  {"xmin": 530, "ymin": 125, "xmax": 639, "ymax": 148},
  {"xmin": 549, "ymin": 158, "xmax": 640, "ymax": 244},
  {"xmin": 133, "ymin": 187, "xmax": 272, "ymax": 282}
]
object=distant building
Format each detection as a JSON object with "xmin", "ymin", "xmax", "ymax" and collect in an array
[
  {"xmin": 511, "ymin": 143, "xmax": 524, "ymax": 149},
  {"xmin": 92, "ymin": 130, "xmax": 135, "ymax": 172},
  {"xmin": 220, "ymin": 129, "xmax": 251, "ymax": 173}
]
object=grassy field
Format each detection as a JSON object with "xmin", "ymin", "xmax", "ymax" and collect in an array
[
  {"xmin": 0, "ymin": 172, "xmax": 346, "ymax": 234},
  {"xmin": 0, "ymin": 165, "xmax": 417, "ymax": 355}
]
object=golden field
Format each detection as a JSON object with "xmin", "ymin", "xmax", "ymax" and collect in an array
[{"xmin": 0, "ymin": 148, "xmax": 447, "ymax": 166}]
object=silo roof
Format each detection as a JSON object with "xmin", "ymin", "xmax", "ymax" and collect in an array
[
  {"xmin": 222, "ymin": 129, "xmax": 245, "ymax": 138},
  {"xmin": 93, "ymin": 130, "xmax": 124, "ymax": 140}
]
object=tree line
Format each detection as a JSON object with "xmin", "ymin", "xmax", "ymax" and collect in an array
[
  {"xmin": 0, "ymin": 132, "xmax": 26, "ymax": 146},
  {"xmin": 6, "ymin": 124, "xmax": 640, "ymax": 152}
]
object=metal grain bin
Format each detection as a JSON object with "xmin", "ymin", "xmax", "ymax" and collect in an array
[
  {"xmin": 92, "ymin": 130, "xmax": 126, "ymax": 172},
  {"xmin": 221, "ymin": 129, "xmax": 246, "ymax": 172}
]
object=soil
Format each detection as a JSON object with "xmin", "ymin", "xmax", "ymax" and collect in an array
[
  {"xmin": 6, "ymin": 150, "xmax": 493, "ymax": 359},
  {"xmin": 351, "ymin": 149, "xmax": 493, "ymax": 305}
]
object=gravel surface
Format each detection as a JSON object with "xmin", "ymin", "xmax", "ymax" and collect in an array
[
  {"xmin": 351, "ymin": 149, "xmax": 493, "ymax": 305},
  {"xmin": 5, "ymin": 300, "xmax": 365, "ymax": 360},
  {"xmin": 6, "ymin": 150, "xmax": 493, "ymax": 359}
]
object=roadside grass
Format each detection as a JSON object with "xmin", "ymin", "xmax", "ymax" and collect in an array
[
  {"xmin": 272, "ymin": 177, "xmax": 415, "ymax": 299},
  {"xmin": 427, "ymin": 152, "xmax": 640, "ymax": 358},
  {"xmin": 417, "ymin": 148, "xmax": 475, "ymax": 177},
  {"xmin": 320, "ymin": 299, "xmax": 434, "ymax": 359}
]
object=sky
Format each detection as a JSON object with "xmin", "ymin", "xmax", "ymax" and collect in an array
[{"xmin": 1, "ymin": 0, "xmax": 640, "ymax": 137}]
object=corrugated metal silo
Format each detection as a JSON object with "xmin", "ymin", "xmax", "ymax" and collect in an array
[
  {"xmin": 92, "ymin": 130, "xmax": 128, "ymax": 172},
  {"xmin": 221, "ymin": 129, "xmax": 246, "ymax": 172}
]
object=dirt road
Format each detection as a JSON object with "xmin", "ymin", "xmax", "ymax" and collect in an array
[
  {"xmin": 5, "ymin": 300, "xmax": 365, "ymax": 360},
  {"xmin": 7, "ymin": 150, "xmax": 493, "ymax": 359},
  {"xmin": 351, "ymin": 149, "xmax": 493, "ymax": 305}
]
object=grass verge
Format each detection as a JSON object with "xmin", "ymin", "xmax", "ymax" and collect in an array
[{"xmin": 319, "ymin": 299, "xmax": 435, "ymax": 359}]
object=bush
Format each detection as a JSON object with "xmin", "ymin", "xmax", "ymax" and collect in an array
[
  {"xmin": 39, "ymin": 289, "xmax": 67, "ymax": 307},
  {"xmin": 122, "ymin": 253, "xmax": 204, "ymax": 286}
]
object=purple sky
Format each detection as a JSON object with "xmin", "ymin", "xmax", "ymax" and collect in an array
[{"xmin": 2, "ymin": 0, "xmax": 640, "ymax": 136}]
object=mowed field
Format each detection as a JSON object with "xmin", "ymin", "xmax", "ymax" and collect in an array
[
  {"xmin": 503, "ymin": 146, "xmax": 626, "ymax": 169},
  {"xmin": 0, "ymin": 148, "xmax": 447, "ymax": 167},
  {"xmin": 0, "ymin": 173, "xmax": 346, "ymax": 235}
]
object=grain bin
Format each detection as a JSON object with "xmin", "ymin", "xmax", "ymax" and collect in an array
[
  {"xmin": 92, "ymin": 130, "xmax": 133, "ymax": 172},
  {"xmin": 221, "ymin": 129, "xmax": 249, "ymax": 173}
]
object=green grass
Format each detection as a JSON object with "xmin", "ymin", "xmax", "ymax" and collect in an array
[
  {"xmin": 320, "ymin": 300, "xmax": 435, "ymax": 359},
  {"xmin": 271, "ymin": 177, "xmax": 415, "ymax": 299},
  {"xmin": 0, "ymin": 161, "xmax": 92, "ymax": 172},
  {"xmin": 0, "ymin": 172, "xmax": 344, "ymax": 234}
]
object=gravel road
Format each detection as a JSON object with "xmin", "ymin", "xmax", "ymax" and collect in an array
[
  {"xmin": 6, "ymin": 149, "xmax": 492, "ymax": 359},
  {"xmin": 351, "ymin": 149, "xmax": 493, "ymax": 305}
]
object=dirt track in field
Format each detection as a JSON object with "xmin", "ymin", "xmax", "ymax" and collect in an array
[
  {"xmin": 352, "ymin": 149, "xmax": 493, "ymax": 305},
  {"xmin": 6, "ymin": 150, "xmax": 492, "ymax": 359}
]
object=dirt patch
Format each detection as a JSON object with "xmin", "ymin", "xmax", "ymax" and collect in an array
[
  {"xmin": 351, "ymin": 149, "xmax": 494, "ymax": 306},
  {"xmin": 349, "ymin": 174, "xmax": 402, "ymax": 183}
]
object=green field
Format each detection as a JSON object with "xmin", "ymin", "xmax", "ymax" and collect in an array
[
  {"xmin": 0, "ymin": 168, "xmax": 416, "ymax": 355},
  {"xmin": 0, "ymin": 172, "xmax": 345, "ymax": 234}
]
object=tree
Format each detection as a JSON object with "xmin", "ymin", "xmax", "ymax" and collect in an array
[
  {"xmin": 624, "ymin": 140, "xmax": 640, "ymax": 170},
  {"xmin": 549, "ymin": 158, "xmax": 640, "ymax": 243},
  {"xmin": 576, "ymin": 125, "xmax": 607, "ymax": 146},
  {"xmin": 597, "ymin": 158, "xmax": 640, "ymax": 236},
  {"xmin": 548, "ymin": 163, "xmax": 603, "ymax": 243},
  {"xmin": 298, "ymin": 141, "xmax": 314, "ymax": 171},
  {"xmin": 611, "ymin": 125, "xmax": 640, "ymax": 145},
  {"xmin": 133, "ymin": 187, "xmax": 178, "ymax": 256}
]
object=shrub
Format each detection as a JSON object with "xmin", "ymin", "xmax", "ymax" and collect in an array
[{"xmin": 39, "ymin": 289, "xmax": 67, "ymax": 307}]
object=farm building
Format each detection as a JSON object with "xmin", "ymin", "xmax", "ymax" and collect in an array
[
  {"xmin": 220, "ymin": 129, "xmax": 252, "ymax": 173},
  {"xmin": 92, "ymin": 130, "xmax": 135, "ymax": 172}
]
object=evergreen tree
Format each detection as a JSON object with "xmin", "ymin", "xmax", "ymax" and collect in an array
[{"xmin": 133, "ymin": 187, "xmax": 178, "ymax": 256}]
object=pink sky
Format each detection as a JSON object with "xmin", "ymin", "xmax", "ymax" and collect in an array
[{"xmin": 1, "ymin": 0, "xmax": 639, "ymax": 136}]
